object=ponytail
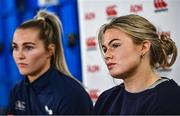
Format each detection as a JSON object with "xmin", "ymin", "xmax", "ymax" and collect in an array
[{"xmin": 18, "ymin": 9, "xmax": 73, "ymax": 78}]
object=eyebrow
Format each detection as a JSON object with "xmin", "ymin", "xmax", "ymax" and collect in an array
[
  {"xmin": 108, "ymin": 38, "xmax": 121, "ymax": 45},
  {"xmin": 102, "ymin": 38, "xmax": 120, "ymax": 47},
  {"xmin": 12, "ymin": 42, "xmax": 36, "ymax": 46}
]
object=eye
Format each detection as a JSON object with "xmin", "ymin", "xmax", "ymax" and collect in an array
[
  {"xmin": 111, "ymin": 43, "xmax": 121, "ymax": 49},
  {"xmin": 102, "ymin": 46, "xmax": 107, "ymax": 53},
  {"xmin": 24, "ymin": 46, "xmax": 34, "ymax": 51},
  {"xmin": 12, "ymin": 45, "xmax": 18, "ymax": 51}
]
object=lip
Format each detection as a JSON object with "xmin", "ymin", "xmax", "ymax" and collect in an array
[
  {"xmin": 107, "ymin": 63, "xmax": 116, "ymax": 69},
  {"xmin": 18, "ymin": 63, "xmax": 28, "ymax": 68}
]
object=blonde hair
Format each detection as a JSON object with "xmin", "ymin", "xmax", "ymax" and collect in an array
[
  {"xmin": 98, "ymin": 14, "xmax": 177, "ymax": 69},
  {"xmin": 17, "ymin": 10, "xmax": 72, "ymax": 77}
]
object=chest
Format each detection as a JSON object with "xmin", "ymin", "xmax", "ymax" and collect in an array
[
  {"xmin": 104, "ymin": 92, "xmax": 157, "ymax": 115},
  {"xmin": 13, "ymin": 86, "xmax": 58, "ymax": 115}
]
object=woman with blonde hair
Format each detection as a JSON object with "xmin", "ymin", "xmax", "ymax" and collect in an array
[
  {"xmin": 8, "ymin": 10, "xmax": 93, "ymax": 115},
  {"xmin": 93, "ymin": 14, "xmax": 180, "ymax": 115}
]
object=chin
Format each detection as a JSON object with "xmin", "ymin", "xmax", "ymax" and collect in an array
[
  {"xmin": 110, "ymin": 67, "xmax": 129, "ymax": 78},
  {"xmin": 110, "ymin": 73, "xmax": 121, "ymax": 79},
  {"xmin": 19, "ymin": 70, "xmax": 29, "ymax": 76},
  {"xmin": 110, "ymin": 71, "xmax": 126, "ymax": 79}
]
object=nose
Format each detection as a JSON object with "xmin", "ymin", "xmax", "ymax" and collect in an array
[
  {"xmin": 104, "ymin": 50, "xmax": 113, "ymax": 60},
  {"xmin": 15, "ymin": 50, "xmax": 25, "ymax": 60}
]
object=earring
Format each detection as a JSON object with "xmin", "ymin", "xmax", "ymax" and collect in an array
[{"xmin": 140, "ymin": 53, "xmax": 145, "ymax": 58}]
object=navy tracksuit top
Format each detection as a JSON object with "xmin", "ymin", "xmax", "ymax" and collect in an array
[
  {"xmin": 93, "ymin": 78, "xmax": 180, "ymax": 115},
  {"xmin": 7, "ymin": 67, "xmax": 93, "ymax": 115}
]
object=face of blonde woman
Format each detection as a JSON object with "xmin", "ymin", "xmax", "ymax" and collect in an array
[
  {"xmin": 102, "ymin": 28, "xmax": 143, "ymax": 79},
  {"xmin": 12, "ymin": 28, "xmax": 51, "ymax": 78}
]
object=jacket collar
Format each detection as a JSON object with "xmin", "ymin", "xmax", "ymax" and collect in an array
[{"xmin": 24, "ymin": 66, "xmax": 56, "ymax": 94}]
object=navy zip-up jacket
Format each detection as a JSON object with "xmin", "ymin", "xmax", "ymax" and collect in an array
[{"xmin": 7, "ymin": 67, "xmax": 93, "ymax": 115}]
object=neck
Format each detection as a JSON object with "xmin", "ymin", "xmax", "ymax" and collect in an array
[
  {"xmin": 123, "ymin": 61, "xmax": 160, "ymax": 93},
  {"xmin": 28, "ymin": 64, "xmax": 50, "ymax": 83}
]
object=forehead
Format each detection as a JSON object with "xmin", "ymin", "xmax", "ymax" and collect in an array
[
  {"xmin": 102, "ymin": 28, "xmax": 129, "ymax": 44},
  {"xmin": 13, "ymin": 28, "xmax": 41, "ymax": 43}
]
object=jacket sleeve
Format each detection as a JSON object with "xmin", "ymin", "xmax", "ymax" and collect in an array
[{"xmin": 7, "ymin": 87, "xmax": 16, "ymax": 115}]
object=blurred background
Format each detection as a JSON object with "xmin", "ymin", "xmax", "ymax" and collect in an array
[{"xmin": 0, "ymin": 0, "xmax": 180, "ymax": 114}]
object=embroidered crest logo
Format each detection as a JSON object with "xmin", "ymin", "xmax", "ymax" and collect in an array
[{"xmin": 15, "ymin": 100, "xmax": 26, "ymax": 111}]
